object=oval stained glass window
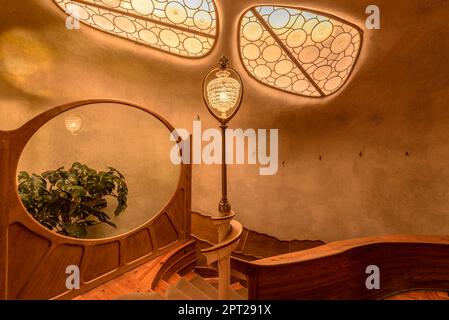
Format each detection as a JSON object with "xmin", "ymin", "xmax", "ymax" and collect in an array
[
  {"xmin": 239, "ymin": 6, "xmax": 363, "ymax": 97},
  {"xmin": 53, "ymin": 0, "xmax": 218, "ymax": 58}
]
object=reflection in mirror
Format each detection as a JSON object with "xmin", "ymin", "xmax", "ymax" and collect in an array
[{"xmin": 17, "ymin": 103, "xmax": 181, "ymax": 239}]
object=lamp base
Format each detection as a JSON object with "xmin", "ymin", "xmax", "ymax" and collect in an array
[{"xmin": 219, "ymin": 199, "xmax": 231, "ymax": 215}]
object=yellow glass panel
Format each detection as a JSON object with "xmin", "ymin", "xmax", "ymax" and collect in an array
[
  {"xmin": 262, "ymin": 45, "xmax": 282, "ymax": 63},
  {"xmin": 239, "ymin": 6, "xmax": 362, "ymax": 97},
  {"xmin": 286, "ymin": 30, "xmax": 306, "ymax": 48},
  {"xmin": 131, "ymin": 0, "xmax": 153, "ymax": 15},
  {"xmin": 243, "ymin": 43, "xmax": 260, "ymax": 60},
  {"xmin": 166, "ymin": 2, "xmax": 187, "ymax": 24},
  {"xmin": 183, "ymin": 37, "xmax": 203, "ymax": 54},
  {"xmin": 242, "ymin": 21, "xmax": 263, "ymax": 41},
  {"xmin": 311, "ymin": 21, "xmax": 333, "ymax": 42},
  {"xmin": 53, "ymin": 0, "xmax": 218, "ymax": 58},
  {"xmin": 254, "ymin": 65, "xmax": 271, "ymax": 79},
  {"xmin": 275, "ymin": 60, "xmax": 293, "ymax": 75},
  {"xmin": 193, "ymin": 10, "xmax": 213, "ymax": 30}
]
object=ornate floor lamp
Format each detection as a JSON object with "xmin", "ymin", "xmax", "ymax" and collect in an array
[
  {"xmin": 202, "ymin": 56, "xmax": 244, "ymax": 216},
  {"xmin": 202, "ymin": 56, "xmax": 244, "ymax": 299}
]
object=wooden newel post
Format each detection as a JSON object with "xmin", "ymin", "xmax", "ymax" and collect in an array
[{"xmin": 218, "ymin": 254, "xmax": 231, "ymax": 300}]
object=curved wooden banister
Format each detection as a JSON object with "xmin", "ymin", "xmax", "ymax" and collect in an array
[
  {"xmin": 150, "ymin": 240, "xmax": 196, "ymax": 290},
  {"xmin": 253, "ymin": 235, "xmax": 449, "ymax": 265},
  {"xmin": 193, "ymin": 212, "xmax": 243, "ymax": 300},
  {"xmin": 191, "ymin": 211, "xmax": 324, "ymax": 260},
  {"xmin": 201, "ymin": 220, "xmax": 243, "ymax": 265},
  {"xmin": 211, "ymin": 212, "xmax": 235, "ymax": 223},
  {"xmin": 232, "ymin": 235, "xmax": 449, "ymax": 300}
]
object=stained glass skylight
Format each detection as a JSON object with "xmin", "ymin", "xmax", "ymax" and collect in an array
[
  {"xmin": 54, "ymin": 0, "xmax": 218, "ymax": 57},
  {"xmin": 240, "ymin": 6, "xmax": 363, "ymax": 97}
]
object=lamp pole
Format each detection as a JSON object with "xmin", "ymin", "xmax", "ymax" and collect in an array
[
  {"xmin": 202, "ymin": 56, "xmax": 243, "ymax": 299},
  {"xmin": 203, "ymin": 56, "xmax": 243, "ymax": 215},
  {"xmin": 219, "ymin": 123, "xmax": 230, "ymax": 214}
]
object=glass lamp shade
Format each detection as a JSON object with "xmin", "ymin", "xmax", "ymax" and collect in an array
[
  {"xmin": 203, "ymin": 62, "xmax": 243, "ymax": 124},
  {"xmin": 64, "ymin": 114, "xmax": 83, "ymax": 135}
]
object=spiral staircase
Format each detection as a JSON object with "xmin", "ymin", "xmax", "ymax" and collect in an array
[{"xmin": 117, "ymin": 271, "xmax": 247, "ymax": 300}]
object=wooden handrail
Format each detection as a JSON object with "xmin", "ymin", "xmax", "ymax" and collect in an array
[
  {"xmin": 211, "ymin": 212, "xmax": 235, "ymax": 223},
  {"xmin": 232, "ymin": 235, "xmax": 449, "ymax": 300},
  {"xmin": 254, "ymin": 235, "xmax": 449, "ymax": 265},
  {"xmin": 201, "ymin": 220, "xmax": 242, "ymax": 262},
  {"xmin": 191, "ymin": 210, "xmax": 324, "ymax": 260},
  {"xmin": 196, "ymin": 214, "xmax": 243, "ymax": 300},
  {"xmin": 150, "ymin": 240, "xmax": 196, "ymax": 290}
]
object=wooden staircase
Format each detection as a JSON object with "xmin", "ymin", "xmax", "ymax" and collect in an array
[
  {"xmin": 75, "ymin": 213, "xmax": 246, "ymax": 300},
  {"xmin": 116, "ymin": 271, "xmax": 247, "ymax": 300}
]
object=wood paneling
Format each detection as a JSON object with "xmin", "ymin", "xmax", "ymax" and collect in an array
[
  {"xmin": 151, "ymin": 214, "xmax": 179, "ymax": 249},
  {"xmin": 18, "ymin": 244, "xmax": 84, "ymax": 299},
  {"xmin": 0, "ymin": 100, "xmax": 192, "ymax": 300},
  {"xmin": 243, "ymin": 232, "xmax": 290, "ymax": 257},
  {"xmin": 388, "ymin": 291, "xmax": 449, "ymax": 300},
  {"xmin": 7, "ymin": 223, "xmax": 51, "ymax": 299},
  {"xmin": 82, "ymin": 242, "xmax": 120, "ymax": 282},
  {"xmin": 232, "ymin": 235, "xmax": 449, "ymax": 300},
  {"xmin": 124, "ymin": 229, "xmax": 153, "ymax": 263},
  {"xmin": 167, "ymin": 189, "xmax": 185, "ymax": 232}
]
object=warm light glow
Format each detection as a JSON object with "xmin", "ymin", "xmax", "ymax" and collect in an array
[
  {"xmin": 64, "ymin": 114, "xmax": 83, "ymax": 135},
  {"xmin": 0, "ymin": 29, "xmax": 53, "ymax": 97},
  {"xmin": 53, "ymin": 0, "xmax": 217, "ymax": 57},
  {"xmin": 240, "ymin": 6, "xmax": 362, "ymax": 97},
  {"xmin": 206, "ymin": 70, "xmax": 241, "ymax": 118}
]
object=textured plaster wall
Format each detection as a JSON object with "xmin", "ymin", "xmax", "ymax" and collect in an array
[{"xmin": 1, "ymin": 0, "xmax": 449, "ymax": 242}]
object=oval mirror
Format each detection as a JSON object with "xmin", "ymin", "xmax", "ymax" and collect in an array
[{"xmin": 17, "ymin": 102, "xmax": 181, "ymax": 239}]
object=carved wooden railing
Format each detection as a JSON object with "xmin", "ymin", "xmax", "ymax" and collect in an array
[
  {"xmin": 150, "ymin": 240, "xmax": 197, "ymax": 290},
  {"xmin": 231, "ymin": 235, "xmax": 449, "ymax": 300},
  {"xmin": 201, "ymin": 219, "xmax": 243, "ymax": 300},
  {"xmin": 191, "ymin": 211, "xmax": 243, "ymax": 299},
  {"xmin": 191, "ymin": 211, "xmax": 324, "ymax": 260}
]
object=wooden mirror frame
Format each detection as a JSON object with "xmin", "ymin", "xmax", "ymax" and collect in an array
[{"xmin": 0, "ymin": 99, "xmax": 191, "ymax": 300}]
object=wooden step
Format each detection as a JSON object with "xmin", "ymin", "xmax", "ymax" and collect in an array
[
  {"xmin": 175, "ymin": 278, "xmax": 211, "ymax": 300},
  {"xmin": 231, "ymin": 282, "xmax": 244, "ymax": 290},
  {"xmin": 189, "ymin": 275, "xmax": 218, "ymax": 299},
  {"xmin": 165, "ymin": 286, "xmax": 191, "ymax": 300},
  {"xmin": 194, "ymin": 277, "xmax": 246, "ymax": 300},
  {"xmin": 229, "ymin": 288, "xmax": 245, "ymax": 300},
  {"xmin": 115, "ymin": 292, "xmax": 166, "ymax": 300},
  {"xmin": 154, "ymin": 280, "xmax": 170, "ymax": 296},
  {"xmin": 167, "ymin": 273, "xmax": 182, "ymax": 285},
  {"xmin": 183, "ymin": 271, "xmax": 198, "ymax": 281},
  {"xmin": 236, "ymin": 287, "xmax": 248, "ymax": 300}
]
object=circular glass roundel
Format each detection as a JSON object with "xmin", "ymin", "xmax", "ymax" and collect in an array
[{"xmin": 17, "ymin": 103, "xmax": 181, "ymax": 239}]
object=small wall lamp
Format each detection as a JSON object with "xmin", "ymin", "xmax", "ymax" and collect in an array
[{"xmin": 64, "ymin": 114, "xmax": 83, "ymax": 135}]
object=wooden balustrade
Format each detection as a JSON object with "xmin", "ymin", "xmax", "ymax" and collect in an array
[
  {"xmin": 191, "ymin": 210, "xmax": 243, "ymax": 300},
  {"xmin": 150, "ymin": 240, "xmax": 197, "ymax": 290},
  {"xmin": 231, "ymin": 235, "xmax": 449, "ymax": 300},
  {"xmin": 201, "ymin": 218, "xmax": 243, "ymax": 300}
]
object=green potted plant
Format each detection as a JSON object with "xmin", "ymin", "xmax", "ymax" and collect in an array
[{"xmin": 18, "ymin": 162, "xmax": 128, "ymax": 238}]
